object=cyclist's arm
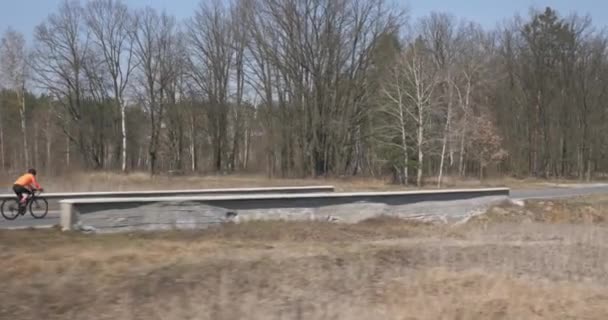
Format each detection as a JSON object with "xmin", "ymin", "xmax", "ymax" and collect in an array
[{"xmin": 30, "ymin": 176, "xmax": 41, "ymax": 190}]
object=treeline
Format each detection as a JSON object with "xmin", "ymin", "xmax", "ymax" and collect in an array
[{"xmin": 0, "ymin": 1, "xmax": 607, "ymax": 185}]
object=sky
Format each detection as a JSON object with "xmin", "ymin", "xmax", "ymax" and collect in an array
[{"xmin": 1, "ymin": 0, "xmax": 608, "ymax": 41}]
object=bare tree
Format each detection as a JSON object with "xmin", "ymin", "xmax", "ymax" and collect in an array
[
  {"xmin": 379, "ymin": 76, "xmax": 412, "ymax": 184},
  {"xmin": 132, "ymin": 8, "xmax": 180, "ymax": 175},
  {"xmin": 187, "ymin": 0, "xmax": 235, "ymax": 172},
  {"xmin": 452, "ymin": 23, "xmax": 494, "ymax": 177},
  {"xmin": 407, "ymin": 40, "xmax": 440, "ymax": 187},
  {"xmin": 228, "ymin": 0, "xmax": 248, "ymax": 171},
  {"xmin": 241, "ymin": 0, "xmax": 403, "ymax": 176},
  {"xmin": 85, "ymin": 0, "xmax": 136, "ymax": 172},
  {"xmin": 1, "ymin": 28, "xmax": 30, "ymax": 167},
  {"xmin": 32, "ymin": 0, "xmax": 95, "ymax": 167},
  {"xmin": 381, "ymin": 38, "xmax": 439, "ymax": 187},
  {"xmin": 419, "ymin": 13, "xmax": 461, "ymax": 187},
  {"xmin": 239, "ymin": 0, "xmax": 279, "ymax": 176}
]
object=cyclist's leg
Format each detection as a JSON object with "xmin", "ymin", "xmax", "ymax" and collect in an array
[
  {"xmin": 12, "ymin": 185, "xmax": 30, "ymax": 204},
  {"xmin": 22, "ymin": 188, "xmax": 32, "ymax": 204},
  {"xmin": 12, "ymin": 185, "xmax": 23, "ymax": 201}
]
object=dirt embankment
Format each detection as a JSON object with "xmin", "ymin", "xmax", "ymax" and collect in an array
[{"xmin": 469, "ymin": 198, "xmax": 608, "ymax": 225}]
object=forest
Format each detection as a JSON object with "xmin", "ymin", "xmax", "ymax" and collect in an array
[{"xmin": 1, "ymin": 0, "xmax": 607, "ymax": 186}]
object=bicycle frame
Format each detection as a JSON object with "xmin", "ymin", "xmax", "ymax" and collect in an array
[{"xmin": 19, "ymin": 189, "xmax": 41, "ymax": 207}]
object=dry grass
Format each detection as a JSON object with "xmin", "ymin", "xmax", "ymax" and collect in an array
[
  {"xmin": 0, "ymin": 171, "xmax": 394, "ymax": 193},
  {"xmin": 468, "ymin": 196, "xmax": 608, "ymax": 226},
  {"xmin": 3, "ymin": 200, "xmax": 608, "ymax": 319},
  {"xmin": 0, "ymin": 171, "xmax": 567, "ymax": 194}
]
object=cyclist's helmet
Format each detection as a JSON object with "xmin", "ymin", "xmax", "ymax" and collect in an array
[{"xmin": 28, "ymin": 168, "xmax": 37, "ymax": 176}]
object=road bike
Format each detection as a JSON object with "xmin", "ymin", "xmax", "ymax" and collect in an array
[{"xmin": 1, "ymin": 189, "xmax": 49, "ymax": 220}]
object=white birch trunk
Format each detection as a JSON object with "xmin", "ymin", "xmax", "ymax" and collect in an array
[
  {"xmin": 458, "ymin": 77, "xmax": 472, "ymax": 177},
  {"xmin": 121, "ymin": 102, "xmax": 127, "ymax": 172},
  {"xmin": 438, "ymin": 75, "xmax": 453, "ymax": 188},
  {"xmin": 417, "ymin": 122, "xmax": 424, "ymax": 187},
  {"xmin": 399, "ymin": 93, "xmax": 409, "ymax": 186},
  {"xmin": 190, "ymin": 123, "xmax": 197, "ymax": 172}
]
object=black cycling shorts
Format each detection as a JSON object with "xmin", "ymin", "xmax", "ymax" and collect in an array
[{"xmin": 12, "ymin": 184, "xmax": 30, "ymax": 199}]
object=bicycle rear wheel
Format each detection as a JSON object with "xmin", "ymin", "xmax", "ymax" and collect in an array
[
  {"xmin": 1, "ymin": 199, "xmax": 21, "ymax": 220},
  {"xmin": 30, "ymin": 197, "xmax": 49, "ymax": 219}
]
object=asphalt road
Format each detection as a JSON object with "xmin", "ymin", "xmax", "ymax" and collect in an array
[
  {"xmin": 2, "ymin": 185, "xmax": 608, "ymax": 230},
  {"xmin": 0, "ymin": 210, "xmax": 60, "ymax": 229},
  {"xmin": 510, "ymin": 184, "xmax": 608, "ymax": 200}
]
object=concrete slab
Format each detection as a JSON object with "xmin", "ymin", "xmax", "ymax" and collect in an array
[{"xmin": 60, "ymin": 188, "xmax": 510, "ymax": 232}]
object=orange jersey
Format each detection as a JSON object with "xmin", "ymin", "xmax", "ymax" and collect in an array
[{"xmin": 14, "ymin": 173, "xmax": 41, "ymax": 189}]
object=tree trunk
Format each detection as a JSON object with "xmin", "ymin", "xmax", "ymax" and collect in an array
[
  {"xmin": 149, "ymin": 151, "xmax": 157, "ymax": 176},
  {"xmin": 580, "ymin": 149, "xmax": 586, "ymax": 181},
  {"xmin": 458, "ymin": 80, "xmax": 470, "ymax": 177},
  {"xmin": 580, "ymin": 104, "xmax": 589, "ymax": 180},
  {"xmin": 533, "ymin": 90, "xmax": 542, "ymax": 176},
  {"xmin": 417, "ymin": 122, "xmax": 424, "ymax": 187},
  {"xmin": 18, "ymin": 90, "xmax": 29, "ymax": 167},
  {"xmin": 148, "ymin": 97, "xmax": 160, "ymax": 175},
  {"xmin": 0, "ymin": 104, "xmax": 5, "ymax": 171},
  {"xmin": 559, "ymin": 135, "xmax": 565, "ymax": 178},
  {"xmin": 149, "ymin": 123, "xmax": 159, "ymax": 175},
  {"xmin": 34, "ymin": 125, "xmax": 39, "ymax": 168},
  {"xmin": 449, "ymin": 149, "xmax": 454, "ymax": 168},
  {"xmin": 136, "ymin": 146, "xmax": 142, "ymax": 169},
  {"xmin": 458, "ymin": 127, "xmax": 466, "ymax": 177},
  {"xmin": 177, "ymin": 125, "xmax": 183, "ymax": 170},
  {"xmin": 438, "ymin": 73, "xmax": 453, "ymax": 188},
  {"xmin": 230, "ymin": 116, "xmax": 240, "ymax": 172},
  {"xmin": 46, "ymin": 130, "xmax": 52, "ymax": 173},
  {"xmin": 244, "ymin": 125, "xmax": 251, "ymax": 170},
  {"xmin": 438, "ymin": 104, "xmax": 451, "ymax": 186},
  {"xmin": 66, "ymin": 134, "xmax": 70, "ymax": 168},
  {"xmin": 399, "ymin": 99, "xmax": 409, "ymax": 186},
  {"xmin": 402, "ymin": 146, "xmax": 409, "ymax": 185},
  {"xmin": 438, "ymin": 135, "xmax": 448, "ymax": 187},
  {"xmin": 400, "ymin": 123, "xmax": 408, "ymax": 186},
  {"xmin": 215, "ymin": 136, "xmax": 223, "ymax": 172},
  {"xmin": 585, "ymin": 146, "xmax": 592, "ymax": 182},
  {"xmin": 190, "ymin": 120, "xmax": 197, "ymax": 172},
  {"xmin": 121, "ymin": 102, "xmax": 127, "ymax": 172}
]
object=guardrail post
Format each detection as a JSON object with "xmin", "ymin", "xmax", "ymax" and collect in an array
[{"xmin": 60, "ymin": 202, "xmax": 78, "ymax": 231}]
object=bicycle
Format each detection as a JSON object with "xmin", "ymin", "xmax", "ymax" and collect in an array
[{"xmin": 1, "ymin": 189, "xmax": 49, "ymax": 220}]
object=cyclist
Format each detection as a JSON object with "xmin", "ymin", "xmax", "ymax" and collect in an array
[{"xmin": 13, "ymin": 169, "xmax": 43, "ymax": 205}]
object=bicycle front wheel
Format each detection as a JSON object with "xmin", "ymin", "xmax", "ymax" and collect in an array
[
  {"xmin": 1, "ymin": 199, "xmax": 21, "ymax": 220},
  {"xmin": 30, "ymin": 197, "xmax": 49, "ymax": 219}
]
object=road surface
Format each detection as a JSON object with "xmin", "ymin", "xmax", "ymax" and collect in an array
[
  {"xmin": 0, "ymin": 210, "xmax": 60, "ymax": 229},
  {"xmin": 510, "ymin": 184, "xmax": 608, "ymax": 200},
  {"xmin": 2, "ymin": 184, "xmax": 608, "ymax": 230}
]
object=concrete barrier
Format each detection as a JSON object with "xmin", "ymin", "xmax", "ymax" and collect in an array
[
  {"xmin": 60, "ymin": 188, "xmax": 509, "ymax": 231},
  {"xmin": 0, "ymin": 185, "xmax": 335, "ymax": 201}
]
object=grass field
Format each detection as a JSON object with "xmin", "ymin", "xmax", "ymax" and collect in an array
[{"xmin": 2, "ymin": 196, "xmax": 608, "ymax": 319}]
